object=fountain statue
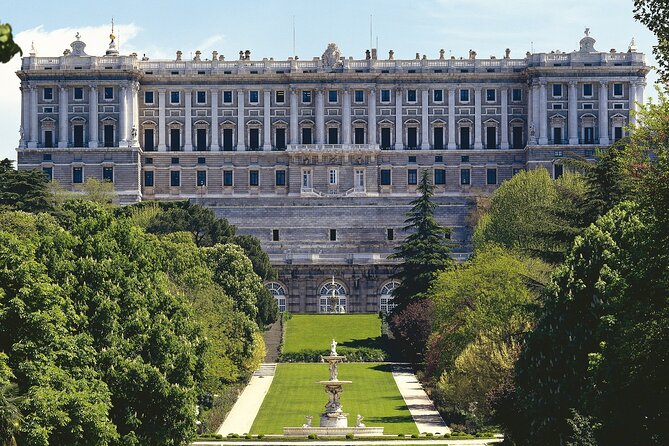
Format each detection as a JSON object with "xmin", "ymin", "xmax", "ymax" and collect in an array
[{"xmin": 283, "ymin": 340, "xmax": 384, "ymax": 436}]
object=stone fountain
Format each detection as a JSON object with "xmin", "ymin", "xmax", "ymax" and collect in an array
[
  {"xmin": 318, "ymin": 339, "xmax": 352, "ymax": 427},
  {"xmin": 283, "ymin": 339, "xmax": 384, "ymax": 436}
]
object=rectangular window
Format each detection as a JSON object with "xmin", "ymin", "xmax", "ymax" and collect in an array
[
  {"xmin": 104, "ymin": 87, "xmax": 114, "ymax": 100},
  {"xmin": 275, "ymin": 170, "xmax": 286, "ymax": 186},
  {"xmin": 614, "ymin": 126, "xmax": 623, "ymax": 141},
  {"xmin": 407, "ymin": 89, "xmax": 417, "ymax": 102},
  {"xmin": 104, "ymin": 125, "xmax": 114, "ymax": 147},
  {"xmin": 381, "ymin": 89, "xmax": 391, "ymax": 102},
  {"xmin": 328, "ymin": 127, "xmax": 338, "ymax": 144},
  {"xmin": 249, "ymin": 128, "xmax": 260, "ymax": 149},
  {"xmin": 354, "ymin": 127, "xmax": 365, "ymax": 144},
  {"xmin": 196, "ymin": 91, "xmax": 206, "ymax": 103},
  {"xmin": 170, "ymin": 170, "xmax": 180, "ymax": 187},
  {"xmin": 171, "ymin": 157, "xmax": 179, "ymax": 164},
  {"xmin": 552, "ymin": 84, "xmax": 563, "ymax": 97},
  {"xmin": 73, "ymin": 125, "xmax": 84, "ymax": 147},
  {"xmin": 44, "ymin": 130, "xmax": 53, "ymax": 148},
  {"xmin": 381, "ymin": 127, "xmax": 391, "ymax": 149},
  {"xmin": 460, "ymin": 127, "xmax": 470, "ymax": 149},
  {"xmin": 170, "ymin": 91, "xmax": 180, "ymax": 103},
  {"xmin": 486, "ymin": 126, "xmax": 496, "ymax": 149},
  {"xmin": 198, "ymin": 157, "xmax": 206, "ymax": 164},
  {"xmin": 144, "ymin": 157, "xmax": 153, "ymax": 164},
  {"xmin": 223, "ymin": 170, "xmax": 233, "ymax": 186},
  {"xmin": 407, "ymin": 168, "xmax": 418, "ymax": 185},
  {"xmin": 223, "ymin": 128, "xmax": 233, "ymax": 150},
  {"xmin": 512, "ymin": 88, "xmax": 522, "ymax": 101},
  {"xmin": 433, "ymin": 127, "xmax": 444, "ymax": 149},
  {"xmin": 74, "ymin": 87, "xmax": 83, "ymax": 100},
  {"xmin": 196, "ymin": 128, "xmax": 207, "ymax": 151},
  {"xmin": 329, "ymin": 169, "xmax": 338, "ymax": 185},
  {"xmin": 43, "ymin": 153, "xmax": 52, "ymax": 161},
  {"xmin": 380, "ymin": 169, "xmax": 391, "ymax": 185},
  {"xmin": 460, "ymin": 89, "xmax": 470, "ymax": 102},
  {"xmin": 72, "ymin": 167, "xmax": 83, "ymax": 184},
  {"xmin": 223, "ymin": 91, "xmax": 233, "ymax": 103},
  {"xmin": 142, "ymin": 128, "xmax": 154, "ymax": 151},
  {"xmin": 613, "ymin": 103, "xmax": 624, "ymax": 109},
  {"xmin": 613, "ymin": 83, "xmax": 623, "ymax": 96},
  {"xmin": 275, "ymin": 90, "xmax": 285, "ymax": 103},
  {"xmin": 249, "ymin": 91, "xmax": 259, "ymax": 103},
  {"xmin": 329, "ymin": 229, "xmax": 337, "ymax": 241},
  {"xmin": 144, "ymin": 91, "xmax": 154, "ymax": 104},
  {"xmin": 460, "ymin": 168, "xmax": 471, "ymax": 185},
  {"xmin": 103, "ymin": 166, "xmax": 114, "ymax": 182},
  {"xmin": 554, "ymin": 164, "xmax": 564, "ymax": 179},
  {"xmin": 43, "ymin": 87, "xmax": 53, "ymax": 100},
  {"xmin": 197, "ymin": 170, "xmax": 207, "ymax": 186},
  {"xmin": 583, "ymin": 83, "xmax": 593, "ymax": 97},
  {"xmin": 434, "ymin": 168, "xmax": 446, "ymax": 185},
  {"xmin": 486, "ymin": 88, "xmax": 496, "ymax": 102},
  {"xmin": 249, "ymin": 169, "xmax": 259, "ymax": 186},
  {"xmin": 302, "ymin": 90, "xmax": 312, "ymax": 103},
  {"xmin": 274, "ymin": 128, "xmax": 286, "ymax": 149},
  {"xmin": 407, "ymin": 127, "xmax": 418, "ymax": 149},
  {"xmin": 512, "ymin": 126, "xmax": 523, "ymax": 149},
  {"xmin": 144, "ymin": 170, "xmax": 154, "ymax": 187},
  {"xmin": 328, "ymin": 90, "xmax": 338, "ymax": 103},
  {"xmin": 435, "ymin": 155, "xmax": 443, "ymax": 162},
  {"xmin": 408, "ymin": 155, "xmax": 417, "ymax": 163},
  {"xmin": 387, "ymin": 228, "xmax": 394, "ymax": 241},
  {"xmin": 42, "ymin": 167, "xmax": 53, "ymax": 181},
  {"xmin": 461, "ymin": 155, "xmax": 470, "ymax": 162},
  {"xmin": 584, "ymin": 127, "xmax": 595, "ymax": 144},
  {"xmin": 354, "ymin": 90, "xmax": 364, "ymax": 103},
  {"xmin": 272, "ymin": 229, "xmax": 280, "ymax": 242},
  {"xmin": 302, "ymin": 127, "xmax": 312, "ymax": 144},
  {"xmin": 486, "ymin": 168, "xmax": 497, "ymax": 185},
  {"xmin": 433, "ymin": 89, "xmax": 443, "ymax": 102},
  {"xmin": 170, "ymin": 128, "xmax": 181, "ymax": 151}
]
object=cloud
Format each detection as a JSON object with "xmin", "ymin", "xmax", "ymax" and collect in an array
[{"xmin": 0, "ymin": 23, "xmax": 141, "ymax": 162}]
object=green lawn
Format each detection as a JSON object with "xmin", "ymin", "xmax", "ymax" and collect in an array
[
  {"xmin": 250, "ymin": 363, "xmax": 417, "ymax": 435},
  {"xmin": 282, "ymin": 314, "xmax": 383, "ymax": 353}
]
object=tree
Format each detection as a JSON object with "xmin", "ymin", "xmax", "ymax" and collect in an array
[
  {"xmin": 0, "ymin": 354, "xmax": 22, "ymax": 446},
  {"xmin": 0, "ymin": 23, "xmax": 21, "ymax": 63},
  {"xmin": 389, "ymin": 169, "xmax": 453, "ymax": 311},
  {"xmin": 473, "ymin": 168, "xmax": 587, "ymax": 263},
  {"xmin": 0, "ymin": 160, "xmax": 53, "ymax": 213},
  {"xmin": 388, "ymin": 299, "xmax": 435, "ymax": 362},
  {"xmin": 634, "ymin": 1, "xmax": 669, "ymax": 83}
]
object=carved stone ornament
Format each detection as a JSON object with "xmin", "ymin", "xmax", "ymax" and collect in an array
[{"xmin": 322, "ymin": 43, "xmax": 342, "ymax": 68}]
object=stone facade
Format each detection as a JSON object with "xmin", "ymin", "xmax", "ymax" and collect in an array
[{"xmin": 15, "ymin": 30, "xmax": 649, "ymax": 313}]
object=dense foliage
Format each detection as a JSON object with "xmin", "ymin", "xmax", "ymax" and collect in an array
[
  {"xmin": 495, "ymin": 93, "xmax": 669, "ymax": 445},
  {"xmin": 0, "ymin": 23, "xmax": 21, "ymax": 63},
  {"xmin": 0, "ymin": 160, "xmax": 53, "ymax": 213},
  {"xmin": 0, "ymin": 196, "xmax": 272, "ymax": 445},
  {"xmin": 634, "ymin": 0, "xmax": 669, "ymax": 83}
]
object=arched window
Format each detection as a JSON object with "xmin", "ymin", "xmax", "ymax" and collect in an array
[
  {"xmin": 266, "ymin": 282, "xmax": 287, "ymax": 313},
  {"xmin": 319, "ymin": 281, "xmax": 347, "ymax": 314},
  {"xmin": 379, "ymin": 281, "xmax": 400, "ymax": 314}
]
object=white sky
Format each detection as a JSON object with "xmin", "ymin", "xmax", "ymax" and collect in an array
[{"xmin": 0, "ymin": 0, "xmax": 659, "ymax": 162}]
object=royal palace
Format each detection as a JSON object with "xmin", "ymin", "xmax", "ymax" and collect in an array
[{"xmin": 16, "ymin": 30, "xmax": 649, "ymax": 313}]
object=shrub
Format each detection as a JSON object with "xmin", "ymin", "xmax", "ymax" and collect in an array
[
  {"xmin": 345, "ymin": 433, "xmax": 355, "ymax": 440},
  {"xmin": 307, "ymin": 433, "xmax": 318, "ymax": 440},
  {"xmin": 411, "ymin": 433, "xmax": 419, "ymax": 438},
  {"xmin": 245, "ymin": 433, "xmax": 252, "ymax": 439},
  {"xmin": 227, "ymin": 433, "xmax": 240, "ymax": 438},
  {"xmin": 256, "ymin": 434, "xmax": 265, "ymax": 439},
  {"xmin": 397, "ymin": 434, "xmax": 405, "ymax": 438},
  {"xmin": 278, "ymin": 347, "xmax": 386, "ymax": 362},
  {"xmin": 443, "ymin": 433, "xmax": 451, "ymax": 438}
]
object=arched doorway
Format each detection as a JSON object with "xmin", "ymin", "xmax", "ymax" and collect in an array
[
  {"xmin": 319, "ymin": 281, "xmax": 347, "ymax": 314},
  {"xmin": 379, "ymin": 281, "xmax": 400, "ymax": 314},
  {"xmin": 266, "ymin": 282, "xmax": 287, "ymax": 313}
]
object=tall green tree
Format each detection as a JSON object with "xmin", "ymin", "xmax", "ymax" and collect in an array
[
  {"xmin": 0, "ymin": 160, "xmax": 53, "ymax": 213},
  {"xmin": 634, "ymin": 0, "xmax": 669, "ymax": 83},
  {"xmin": 390, "ymin": 169, "xmax": 453, "ymax": 311}
]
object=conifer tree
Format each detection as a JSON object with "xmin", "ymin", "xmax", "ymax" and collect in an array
[{"xmin": 390, "ymin": 169, "xmax": 453, "ymax": 312}]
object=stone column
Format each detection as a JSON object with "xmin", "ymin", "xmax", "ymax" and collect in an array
[
  {"xmin": 532, "ymin": 83, "xmax": 540, "ymax": 144},
  {"xmin": 474, "ymin": 86, "xmax": 482, "ymax": 149},
  {"xmin": 500, "ymin": 87, "xmax": 509, "ymax": 149},
  {"xmin": 447, "ymin": 87, "xmax": 456, "ymax": 149},
  {"xmin": 421, "ymin": 89, "xmax": 430, "ymax": 149},
  {"xmin": 394, "ymin": 87, "xmax": 403, "ymax": 150},
  {"xmin": 290, "ymin": 87, "xmax": 299, "ymax": 144},
  {"xmin": 158, "ymin": 89, "xmax": 167, "ymax": 151},
  {"xmin": 315, "ymin": 88, "xmax": 325, "ymax": 144},
  {"xmin": 20, "ymin": 87, "xmax": 28, "ymax": 147},
  {"xmin": 210, "ymin": 89, "xmax": 219, "ymax": 150},
  {"xmin": 237, "ymin": 90, "xmax": 245, "ymax": 150},
  {"xmin": 636, "ymin": 82, "xmax": 645, "ymax": 107},
  {"xmin": 132, "ymin": 82, "xmax": 139, "ymax": 147},
  {"xmin": 184, "ymin": 90, "xmax": 193, "ymax": 150},
  {"xmin": 368, "ymin": 88, "xmax": 377, "ymax": 145},
  {"xmin": 342, "ymin": 88, "xmax": 351, "ymax": 144},
  {"xmin": 263, "ymin": 89, "xmax": 272, "ymax": 150},
  {"xmin": 89, "ymin": 86, "xmax": 98, "ymax": 147},
  {"xmin": 539, "ymin": 81, "xmax": 548, "ymax": 145},
  {"xmin": 568, "ymin": 81, "xmax": 578, "ymax": 144},
  {"xmin": 58, "ymin": 86, "xmax": 68, "ymax": 147},
  {"xmin": 119, "ymin": 85, "xmax": 128, "ymax": 146},
  {"xmin": 628, "ymin": 81, "xmax": 638, "ymax": 127},
  {"xmin": 598, "ymin": 81, "xmax": 609, "ymax": 145},
  {"xmin": 29, "ymin": 86, "xmax": 38, "ymax": 147}
]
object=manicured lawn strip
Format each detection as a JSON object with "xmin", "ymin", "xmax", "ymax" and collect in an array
[
  {"xmin": 250, "ymin": 363, "xmax": 418, "ymax": 435},
  {"xmin": 282, "ymin": 314, "xmax": 382, "ymax": 353}
]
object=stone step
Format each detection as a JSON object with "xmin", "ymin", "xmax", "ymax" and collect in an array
[{"xmin": 253, "ymin": 363, "xmax": 277, "ymax": 377}]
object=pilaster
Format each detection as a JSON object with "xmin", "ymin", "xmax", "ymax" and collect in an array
[
  {"xmin": 315, "ymin": 88, "xmax": 325, "ymax": 144},
  {"xmin": 598, "ymin": 81, "xmax": 609, "ymax": 145},
  {"xmin": 290, "ymin": 87, "xmax": 299, "ymax": 144},
  {"xmin": 237, "ymin": 90, "xmax": 246, "ymax": 150},
  {"xmin": 447, "ymin": 87, "xmax": 456, "ymax": 149},
  {"xmin": 342, "ymin": 88, "xmax": 352, "ymax": 144},
  {"xmin": 368, "ymin": 88, "xmax": 377, "ymax": 145},
  {"xmin": 568, "ymin": 81, "xmax": 578, "ymax": 144},
  {"xmin": 474, "ymin": 86, "xmax": 482, "ymax": 149},
  {"xmin": 263, "ymin": 89, "xmax": 272, "ymax": 150},
  {"xmin": 89, "ymin": 86, "xmax": 99, "ymax": 147},
  {"xmin": 119, "ymin": 85, "xmax": 128, "ymax": 146},
  {"xmin": 58, "ymin": 86, "xmax": 68, "ymax": 147},
  {"xmin": 394, "ymin": 87, "xmax": 403, "ymax": 150},
  {"xmin": 538, "ymin": 80, "xmax": 548, "ymax": 145},
  {"xmin": 158, "ymin": 89, "xmax": 167, "ymax": 151},
  {"xmin": 184, "ymin": 90, "xmax": 193, "ymax": 150},
  {"xmin": 421, "ymin": 89, "xmax": 429, "ymax": 149},
  {"xmin": 500, "ymin": 87, "xmax": 509, "ymax": 149},
  {"xmin": 211, "ymin": 89, "xmax": 219, "ymax": 150}
]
